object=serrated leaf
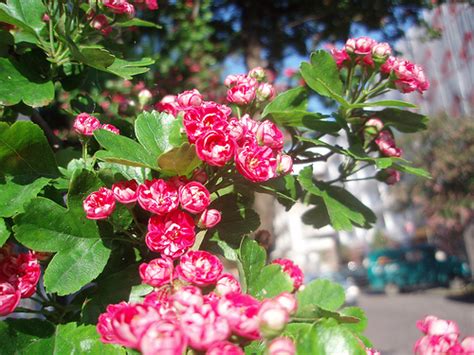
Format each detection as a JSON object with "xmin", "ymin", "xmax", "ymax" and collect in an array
[
  {"xmin": 94, "ymin": 129, "xmax": 157, "ymax": 170},
  {"xmin": 248, "ymin": 264, "xmax": 294, "ymax": 299},
  {"xmin": 239, "ymin": 238, "xmax": 266, "ymax": 293},
  {"xmin": 296, "ymin": 279, "xmax": 345, "ymax": 316},
  {"xmin": 135, "ymin": 111, "xmax": 185, "ymax": 157},
  {"xmin": 300, "ymin": 50, "xmax": 348, "ymax": 106},
  {"xmin": 157, "ymin": 142, "xmax": 201, "ymax": 176},
  {"xmin": 0, "ymin": 0, "xmax": 46, "ymax": 36},
  {"xmin": 0, "ymin": 58, "xmax": 54, "ymax": 107},
  {"xmin": 376, "ymin": 108, "xmax": 429, "ymax": 133},
  {"xmin": 103, "ymin": 58, "xmax": 155, "ymax": 80},
  {"xmin": 340, "ymin": 306, "xmax": 368, "ymax": 334},
  {"xmin": 13, "ymin": 170, "xmax": 111, "ymax": 295}
]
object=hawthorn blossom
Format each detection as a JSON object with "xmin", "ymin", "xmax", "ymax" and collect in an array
[
  {"xmin": 178, "ymin": 182, "xmax": 211, "ymax": 214},
  {"xmin": 268, "ymin": 337, "xmax": 296, "ymax": 355},
  {"xmin": 73, "ymin": 113, "xmax": 100, "ymax": 136},
  {"xmin": 198, "ymin": 209, "xmax": 222, "ymax": 229},
  {"xmin": 112, "ymin": 180, "xmax": 139, "ymax": 204},
  {"xmin": 83, "ymin": 187, "xmax": 116, "ymax": 220},
  {"xmin": 176, "ymin": 251, "xmax": 223, "ymax": 286},
  {"xmin": 215, "ymin": 273, "xmax": 241, "ymax": 296},
  {"xmin": 137, "ymin": 179, "xmax": 179, "ymax": 215},
  {"xmin": 217, "ymin": 293, "xmax": 261, "ymax": 340},
  {"xmin": 139, "ymin": 257, "xmax": 174, "ymax": 288},
  {"xmin": 101, "ymin": 123, "xmax": 120, "ymax": 134},
  {"xmin": 272, "ymin": 258, "xmax": 304, "ymax": 291},
  {"xmin": 0, "ymin": 282, "xmax": 20, "ymax": 316}
]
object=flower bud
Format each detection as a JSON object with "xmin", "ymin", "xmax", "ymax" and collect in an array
[
  {"xmin": 256, "ymin": 83, "xmax": 275, "ymax": 102},
  {"xmin": 277, "ymin": 154, "xmax": 293, "ymax": 175},
  {"xmin": 274, "ymin": 292, "xmax": 297, "ymax": 315},
  {"xmin": 376, "ymin": 168, "xmax": 401, "ymax": 185},
  {"xmin": 138, "ymin": 89, "xmax": 153, "ymax": 107},
  {"xmin": 101, "ymin": 123, "xmax": 120, "ymax": 135},
  {"xmin": 198, "ymin": 209, "xmax": 222, "ymax": 229},
  {"xmin": 248, "ymin": 67, "xmax": 266, "ymax": 81},
  {"xmin": 364, "ymin": 118, "xmax": 384, "ymax": 138},
  {"xmin": 258, "ymin": 300, "xmax": 289, "ymax": 338},
  {"xmin": 191, "ymin": 168, "xmax": 208, "ymax": 184},
  {"xmin": 177, "ymin": 89, "xmax": 202, "ymax": 107},
  {"xmin": 268, "ymin": 337, "xmax": 296, "ymax": 355},
  {"xmin": 371, "ymin": 42, "xmax": 391, "ymax": 62},
  {"xmin": 73, "ymin": 113, "xmax": 100, "ymax": 136}
]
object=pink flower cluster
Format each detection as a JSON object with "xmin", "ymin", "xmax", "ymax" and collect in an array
[
  {"xmin": 157, "ymin": 87, "xmax": 292, "ymax": 183},
  {"xmin": 73, "ymin": 112, "xmax": 120, "ymax": 137},
  {"xmin": 97, "ymin": 249, "xmax": 298, "ymax": 354},
  {"xmin": 415, "ymin": 316, "xmax": 474, "ymax": 354},
  {"xmin": 225, "ymin": 67, "xmax": 275, "ymax": 105},
  {"xmin": 102, "ymin": 0, "xmax": 158, "ymax": 17},
  {"xmin": 330, "ymin": 37, "xmax": 429, "ymax": 94},
  {"xmin": 0, "ymin": 245, "xmax": 41, "ymax": 316},
  {"xmin": 83, "ymin": 177, "xmax": 222, "ymax": 257}
]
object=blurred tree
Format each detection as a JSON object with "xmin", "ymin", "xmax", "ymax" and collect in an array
[{"xmin": 399, "ymin": 115, "xmax": 474, "ymax": 259}]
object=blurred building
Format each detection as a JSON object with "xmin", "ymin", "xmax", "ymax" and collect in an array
[{"xmin": 271, "ymin": 2, "xmax": 474, "ymax": 275}]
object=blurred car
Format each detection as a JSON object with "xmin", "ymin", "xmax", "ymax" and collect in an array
[{"xmin": 367, "ymin": 244, "xmax": 471, "ymax": 294}]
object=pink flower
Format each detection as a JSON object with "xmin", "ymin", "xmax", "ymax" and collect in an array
[
  {"xmin": 215, "ymin": 273, "xmax": 241, "ymax": 296},
  {"xmin": 366, "ymin": 348, "xmax": 381, "ymax": 355},
  {"xmin": 112, "ymin": 180, "xmax": 138, "ymax": 204},
  {"xmin": 97, "ymin": 302, "xmax": 160, "ymax": 348},
  {"xmin": 425, "ymin": 318, "xmax": 460, "ymax": 336},
  {"xmin": 177, "ymin": 89, "xmax": 203, "ymax": 107},
  {"xmin": 274, "ymin": 292, "xmax": 297, "ymax": 315},
  {"xmin": 224, "ymin": 74, "xmax": 246, "ymax": 88},
  {"xmin": 385, "ymin": 169, "xmax": 401, "ymax": 185},
  {"xmin": 180, "ymin": 303, "xmax": 230, "ymax": 350},
  {"xmin": 101, "ymin": 123, "xmax": 120, "ymax": 135},
  {"xmin": 268, "ymin": 337, "xmax": 296, "ymax": 355},
  {"xmin": 179, "ymin": 181, "xmax": 211, "ymax": 214},
  {"xmin": 226, "ymin": 78, "xmax": 257, "ymax": 105},
  {"xmin": 156, "ymin": 95, "xmax": 179, "ymax": 116},
  {"xmin": 256, "ymin": 83, "xmax": 275, "ymax": 102},
  {"xmin": 0, "ymin": 249, "xmax": 40, "ymax": 298},
  {"xmin": 217, "ymin": 293, "xmax": 261, "ymax": 340},
  {"xmin": 172, "ymin": 285, "xmax": 203, "ymax": 313},
  {"xmin": 198, "ymin": 209, "xmax": 222, "ymax": 229},
  {"xmin": 191, "ymin": 168, "xmax": 208, "ymax": 183},
  {"xmin": 91, "ymin": 14, "xmax": 112, "ymax": 36},
  {"xmin": 139, "ymin": 320, "xmax": 187, "ymax": 355},
  {"xmin": 206, "ymin": 341, "xmax": 244, "ymax": 355},
  {"xmin": 365, "ymin": 118, "xmax": 384, "ymax": 133},
  {"xmin": 176, "ymin": 251, "xmax": 223, "ymax": 286},
  {"xmin": 380, "ymin": 56, "xmax": 397, "ymax": 74},
  {"xmin": 139, "ymin": 257, "xmax": 174, "ymax": 288},
  {"xmin": 83, "ymin": 187, "xmax": 116, "ymax": 220},
  {"xmin": 103, "ymin": 0, "xmax": 135, "ymax": 16},
  {"xmin": 145, "ymin": 210, "xmax": 196, "ymax": 258},
  {"xmin": 227, "ymin": 117, "xmax": 245, "ymax": 141},
  {"xmin": 235, "ymin": 144, "xmax": 277, "ymax": 183},
  {"xmin": 375, "ymin": 131, "xmax": 403, "ymax": 157},
  {"xmin": 345, "ymin": 37, "xmax": 376, "ymax": 55},
  {"xmin": 462, "ymin": 337, "xmax": 474, "ymax": 353},
  {"xmin": 392, "ymin": 59, "xmax": 430, "ymax": 94},
  {"xmin": 414, "ymin": 334, "xmax": 459, "ymax": 355},
  {"xmin": 0, "ymin": 282, "xmax": 20, "ymax": 316},
  {"xmin": 371, "ymin": 42, "xmax": 392, "ymax": 61},
  {"xmin": 276, "ymin": 154, "xmax": 293, "ymax": 175},
  {"xmin": 257, "ymin": 299, "xmax": 290, "ymax": 337},
  {"xmin": 73, "ymin": 113, "xmax": 100, "ymax": 136},
  {"xmin": 331, "ymin": 48, "xmax": 351, "ymax": 69},
  {"xmin": 137, "ymin": 179, "xmax": 179, "ymax": 215},
  {"xmin": 183, "ymin": 106, "xmax": 229, "ymax": 143},
  {"xmin": 272, "ymin": 258, "xmax": 304, "ymax": 291},
  {"xmin": 256, "ymin": 120, "xmax": 284, "ymax": 149},
  {"xmin": 195, "ymin": 130, "xmax": 235, "ymax": 167},
  {"xmin": 248, "ymin": 67, "xmax": 266, "ymax": 81}
]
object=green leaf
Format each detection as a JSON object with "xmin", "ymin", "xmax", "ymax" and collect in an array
[
  {"xmin": 81, "ymin": 264, "xmax": 141, "ymax": 324},
  {"xmin": 94, "ymin": 129, "xmax": 157, "ymax": 170},
  {"xmin": 296, "ymin": 319, "xmax": 366, "ymax": 355},
  {"xmin": 340, "ymin": 306, "xmax": 368, "ymax": 334},
  {"xmin": 300, "ymin": 50, "xmax": 348, "ymax": 106},
  {"xmin": 302, "ymin": 203, "xmax": 331, "ymax": 229},
  {"xmin": 75, "ymin": 46, "xmax": 116, "ymax": 70},
  {"xmin": 392, "ymin": 163, "xmax": 431, "ymax": 178},
  {"xmin": 135, "ymin": 111, "xmax": 185, "ymax": 157},
  {"xmin": 13, "ymin": 170, "xmax": 112, "ymax": 295},
  {"xmin": 244, "ymin": 340, "xmax": 266, "ymax": 355},
  {"xmin": 103, "ymin": 58, "xmax": 155, "ymax": 80},
  {"xmin": 239, "ymin": 238, "xmax": 266, "ymax": 293},
  {"xmin": 0, "ymin": 0, "xmax": 46, "ymax": 36},
  {"xmin": 157, "ymin": 142, "xmax": 201, "ymax": 176},
  {"xmin": 0, "ymin": 58, "xmax": 54, "ymax": 107},
  {"xmin": 298, "ymin": 166, "xmax": 376, "ymax": 230},
  {"xmin": 248, "ymin": 264, "xmax": 294, "ymax": 299},
  {"xmin": 296, "ymin": 279, "xmax": 345, "ymax": 316},
  {"xmin": 261, "ymin": 87, "xmax": 309, "ymax": 124},
  {"xmin": 116, "ymin": 18, "xmax": 162, "ymax": 29},
  {"xmin": 0, "ymin": 318, "xmax": 56, "ymax": 354},
  {"xmin": 0, "ymin": 218, "xmax": 9, "ymax": 246},
  {"xmin": 376, "ymin": 108, "xmax": 429, "ymax": 133},
  {"xmin": 209, "ymin": 234, "xmax": 239, "ymax": 261},
  {"xmin": 0, "ymin": 121, "xmax": 58, "ymax": 217},
  {"xmin": 350, "ymin": 100, "xmax": 417, "ymax": 109}
]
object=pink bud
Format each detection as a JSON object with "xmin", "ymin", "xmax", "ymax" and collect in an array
[
  {"xmin": 73, "ymin": 113, "xmax": 100, "ymax": 136},
  {"xmin": 206, "ymin": 341, "xmax": 244, "ymax": 355},
  {"xmin": 462, "ymin": 337, "xmax": 474, "ymax": 353},
  {"xmin": 277, "ymin": 154, "xmax": 293, "ymax": 175},
  {"xmin": 139, "ymin": 257, "xmax": 174, "ymax": 288},
  {"xmin": 42, "ymin": 13, "xmax": 50, "ymax": 22},
  {"xmin": 192, "ymin": 168, "xmax": 208, "ymax": 183},
  {"xmin": 172, "ymin": 285, "xmax": 203, "ymax": 313},
  {"xmin": 268, "ymin": 337, "xmax": 296, "ymax": 355},
  {"xmin": 258, "ymin": 299, "xmax": 289, "ymax": 337},
  {"xmin": 371, "ymin": 42, "xmax": 391, "ymax": 60},
  {"xmin": 83, "ymin": 187, "xmax": 116, "ymax": 220},
  {"xmin": 248, "ymin": 67, "xmax": 266, "ymax": 81},
  {"xmin": 138, "ymin": 89, "xmax": 153, "ymax": 106},
  {"xmin": 385, "ymin": 169, "xmax": 401, "ymax": 185},
  {"xmin": 0, "ymin": 282, "xmax": 21, "ymax": 316},
  {"xmin": 256, "ymin": 83, "xmax": 275, "ymax": 102},
  {"xmin": 198, "ymin": 209, "xmax": 222, "ymax": 229},
  {"xmin": 215, "ymin": 273, "xmax": 241, "ymax": 296},
  {"xmin": 274, "ymin": 292, "xmax": 297, "ymax": 315},
  {"xmin": 256, "ymin": 120, "xmax": 284, "ymax": 150},
  {"xmin": 365, "ymin": 118, "xmax": 384, "ymax": 132},
  {"xmin": 177, "ymin": 89, "xmax": 203, "ymax": 107},
  {"xmin": 101, "ymin": 124, "xmax": 120, "ymax": 135}
]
